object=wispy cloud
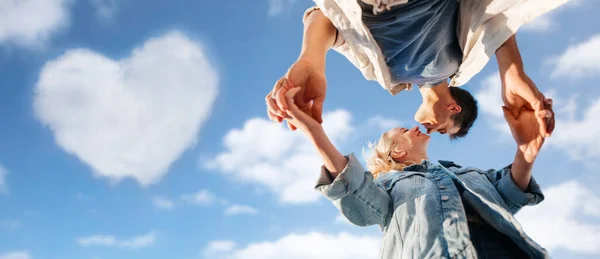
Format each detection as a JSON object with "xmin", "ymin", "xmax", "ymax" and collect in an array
[
  {"xmin": 0, "ymin": 219, "xmax": 22, "ymax": 230},
  {"xmin": 90, "ymin": 0, "xmax": 118, "ymax": 22},
  {"xmin": 152, "ymin": 197, "xmax": 175, "ymax": 210},
  {"xmin": 0, "ymin": 163, "xmax": 7, "ymax": 194},
  {"xmin": 202, "ymin": 232, "xmax": 380, "ymax": 259},
  {"xmin": 181, "ymin": 189, "xmax": 216, "ymax": 205},
  {"xmin": 224, "ymin": 205, "xmax": 258, "ymax": 216},
  {"xmin": 267, "ymin": 0, "xmax": 297, "ymax": 16},
  {"xmin": 549, "ymin": 34, "xmax": 600, "ymax": 79},
  {"xmin": 0, "ymin": 251, "xmax": 31, "ymax": 259},
  {"xmin": 76, "ymin": 231, "xmax": 155, "ymax": 249}
]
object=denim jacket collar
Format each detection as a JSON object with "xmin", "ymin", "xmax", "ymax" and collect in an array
[{"xmin": 402, "ymin": 160, "xmax": 462, "ymax": 172}]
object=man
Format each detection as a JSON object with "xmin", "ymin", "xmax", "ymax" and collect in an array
[{"xmin": 266, "ymin": 0, "xmax": 563, "ymax": 139}]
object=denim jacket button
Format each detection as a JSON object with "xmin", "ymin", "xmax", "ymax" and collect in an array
[
  {"xmin": 441, "ymin": 195, "xmax": 449, "ymax": 201},
  {"xmin": 435, "ymin": 177, "xmax": 442, "ymax": 181},
  {"xmin": 439, "ymin": 185, "xmax": 446, "ymax": 190}
]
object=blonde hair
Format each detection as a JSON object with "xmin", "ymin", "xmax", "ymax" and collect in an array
[{"xmin": 366, "ymin": 132, "xmax": 416, "ymax": 178}]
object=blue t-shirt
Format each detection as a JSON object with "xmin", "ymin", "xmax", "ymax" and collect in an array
[{"xmin": 360, "ymin": 0, "xmax": 463, "ymax": 87}]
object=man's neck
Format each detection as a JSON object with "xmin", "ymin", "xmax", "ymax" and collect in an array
[{"xmin": 419, "ymin": 81, "xmax": 451, "ymax": 103}]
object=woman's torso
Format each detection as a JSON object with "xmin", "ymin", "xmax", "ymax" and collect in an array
[{"xmin": 374, "ymin": 161, "xmax": 543, "ymax": 258}]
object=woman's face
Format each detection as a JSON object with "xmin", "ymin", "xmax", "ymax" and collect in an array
[{"xmin": 387, "ymin": 126, "xmax": 430, "ymax": 162}]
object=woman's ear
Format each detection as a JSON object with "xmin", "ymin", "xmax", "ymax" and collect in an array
[
  {"xmin": 390, "ymin": 150, "xmax": 407, "ymax": 161},
  {"xmin": 447, "ymin": 104, "xmax": 462, "ymax": 115}
]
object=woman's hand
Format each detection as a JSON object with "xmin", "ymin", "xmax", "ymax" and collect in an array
[
  {"xmin": 502, "ymin": 99, "xmax": 552, "ymax": 163},
  {"xmin": 284, "ymin": 86, "xmax": 322, "ymax": 134}
]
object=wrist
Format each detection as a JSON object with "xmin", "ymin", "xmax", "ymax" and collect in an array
[
  {"xmin": 297, "ymin": 53, "xmax": 326, "ymax": 71},
  {"xmin": 516, "ymin": 148, "xmax": 538, "ymax": 164},
  {"xmin": 501, "ymin": 66, "xmax": 527, "ymax": 82}
]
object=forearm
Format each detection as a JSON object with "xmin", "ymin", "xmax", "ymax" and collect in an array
[
  {"xmin": 299, "ymin": 10, "xmax": 337, "ymax": 69},
  {"xmin": 495, "ymin": 35, "xmax": 525, "ymax": 78},
  {"xmin": 510, "ymin": 150, "xmax": 535, "ymax": 191},
  {"xmin": 306, "ymin": 126, "xmax": 348, "ymax": 177}
]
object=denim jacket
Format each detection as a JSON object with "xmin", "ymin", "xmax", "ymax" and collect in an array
[{"xmin": 315, "ymin": 154, "xmax": 548, "ymax": 258}]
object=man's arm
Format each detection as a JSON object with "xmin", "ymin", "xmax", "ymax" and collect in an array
[
  {"xmin": 297, "ymin": 9, "xmax": 338, "ymax": 71},
  {"xmin": 266, "ymin": 9, "xmax": 337, "ymax": 127},
  {"xmin": 495, "ymin": 35, "xmax": 555, "ymax": 137}
]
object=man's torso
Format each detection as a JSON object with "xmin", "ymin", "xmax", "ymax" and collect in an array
[{"xmin": 359, "ymin": 0, "xmax": 463, "ymax": 87}]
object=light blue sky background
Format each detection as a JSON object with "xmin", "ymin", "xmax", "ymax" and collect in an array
[{"xmin": 1, "ymin": 0, "xmax": 599, "ymax": 259}]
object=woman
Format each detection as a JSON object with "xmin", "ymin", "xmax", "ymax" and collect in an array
[{"xmin": 283, "ymin": 87, "xmax": 550, "ymax": 258}]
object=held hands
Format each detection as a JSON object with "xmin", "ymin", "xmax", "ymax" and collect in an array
[
  {"xmin": 502, "ymin": 73, "xmax": 555, "ymax": 137},
  {"xmin": 502, "ymin": 98, "xmax": 553, "ymax": 163},
  {"xmin": 265, "ymin": 59, "xmax": 327, "ymax": 131},
  {"xmin": 282, "ymin": 87, "xmax": 322, "ymax": 133}
]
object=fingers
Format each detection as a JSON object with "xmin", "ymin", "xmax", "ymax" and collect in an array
[
  {"xmin": 535, "ymin": 110, "xmax": 551, "ymax": 138},
  {"xmin": 544, "ymin": 98, "xmax": 555, "ymax": 137},
  {"xmin": 311, "ymin": 95, "xmax": 325, "ymax": 124},
  {"xmin": 267, "ymin": 78, "xmax": 290, "ymax": 122},
  {"xmin": 287, "ymin": 120, "xmax": 297, "ymax": 131},
  {"xmin": 275, "ymin": 79, "xmax": 292, "ymax": 115},
  {"xmin": 284, "ymin": 87, "xmax": 302, "ymax": 115},
  {"xmin": 266, "ymin": 93, "xmax": 283, "ymax": 123}
]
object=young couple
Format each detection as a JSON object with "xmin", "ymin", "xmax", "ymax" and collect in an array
[{"xmin": 265, "ymin": 0, "xmax": 569, "ymax": 258}]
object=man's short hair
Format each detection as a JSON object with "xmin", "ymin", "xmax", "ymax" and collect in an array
[{"xmin": 448, "ymin": 87, "xmax": 478, "ymax": 140}]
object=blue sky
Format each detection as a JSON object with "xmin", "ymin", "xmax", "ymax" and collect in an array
[{"xmin": 1, "ymin": 0, "xmax": 600, "ymax": 259}]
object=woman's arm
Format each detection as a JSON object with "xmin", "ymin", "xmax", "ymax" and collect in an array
[
  {"xmin": 305, "ymin": 125, "xmax": 348, "ymax": 177},
  {"xmin": 284, "ymin": 87, "xmax": 392, "ymax": 228},
  {"xmin": 502, "ymin": 106, "xmax": 546, "ymax": 191}
]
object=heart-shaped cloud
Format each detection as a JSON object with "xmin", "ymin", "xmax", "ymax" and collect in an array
[{"xmin": 34, "ymin": 31, "xmax": 219, "ymax": 186}]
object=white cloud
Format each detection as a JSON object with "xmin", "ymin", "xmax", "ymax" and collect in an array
[
  {"xmin": 224, "ymin": 205, "xmax": 258, "ymax": 216},
  {"xmin": 77, "ymin": 232, "xmax": 155, "ymax": 249},
  {"xmin": 90, "ymin": 0, "xmax": 118, "ymax": 21},
  {"xmin": 545, "ymin": 96, "xmax": 600, "ymax": 162},
  {"xmin": 203, "ymin": 240, "xmax": 237, "ymax": 258},
  {"xmin": 549, "ymin": 34, "xmax": 600, "ymax": 79},
  {"xmin": 517, "ymin": 180, "xmax": 600, "ymax": 254},
  {"xmin": 152, "ymin": 197, "xmax": 175, "ymax": 210},
  {"xmin": 366, "ymin": 115, "xmax": 402, "ymax": 131},
  {"xmin": 119, "ymin": 232, "xmax": 156, "ymax": 249},
  {"xmin": 267, "ymin": 0, "xmax": 296, "ymax": 16},
  {"xmin": 0, "ymin": 163, "xmax": 7, "ymax": 194},
  {"xmin": 474, "ymin": 74, "xmax": 511, "ymax": 135},
  {"xmin": 203, "ymin": 232, "xmax": 380, "ymax": 259},
  {"xmin": 0, "ymin": 0, "xmax": 71, "ymax": 47},
  {"xmin": 34, "ymin": 31, "xmax": 219, "ymax": 186},
  {"xmin": 0, "ymin": 251, "xmax": 30, "ymax": 259},
  {"xmin": 77, "ymin": 235, "xmax": 116, "ymax": 246},
  {"xmin": 181, "ymin": 189, "xmax": 216, "ymax": 205},
  {"xmin": 206, "ymin": 110, "xmax": 353, "ymax": 204},
  {"xmin": 522, "ymin": 14, "xmax": 552, "ymax": 32}
]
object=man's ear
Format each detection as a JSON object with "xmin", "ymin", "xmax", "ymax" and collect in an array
[
  {"xmin": 447, "ymin": 104, "xmax": 462, "ymax": 115},
  {"xmin": 390, "ymin": 150, "xmax": 407, "ymax": 160}
]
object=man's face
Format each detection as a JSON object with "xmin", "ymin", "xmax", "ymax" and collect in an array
[{"xmin": 414, "ymin": 101, "xmax": 461, "ymax": 135}]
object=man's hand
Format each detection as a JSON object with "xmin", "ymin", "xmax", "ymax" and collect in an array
[
  {"xmin": 502, "ymin": 73, "xmax": 555, "ymax": 138},
  {"xmin": 266, "ymin": 58, "xmax": 327, "ymax": 130},
  {"xmin": 283, "ymin": 87, "xmax": 322, "ymax": 133},
  {"xmin": 502, "ymin": 99, "xmax": 552, "ymax": 163}
]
